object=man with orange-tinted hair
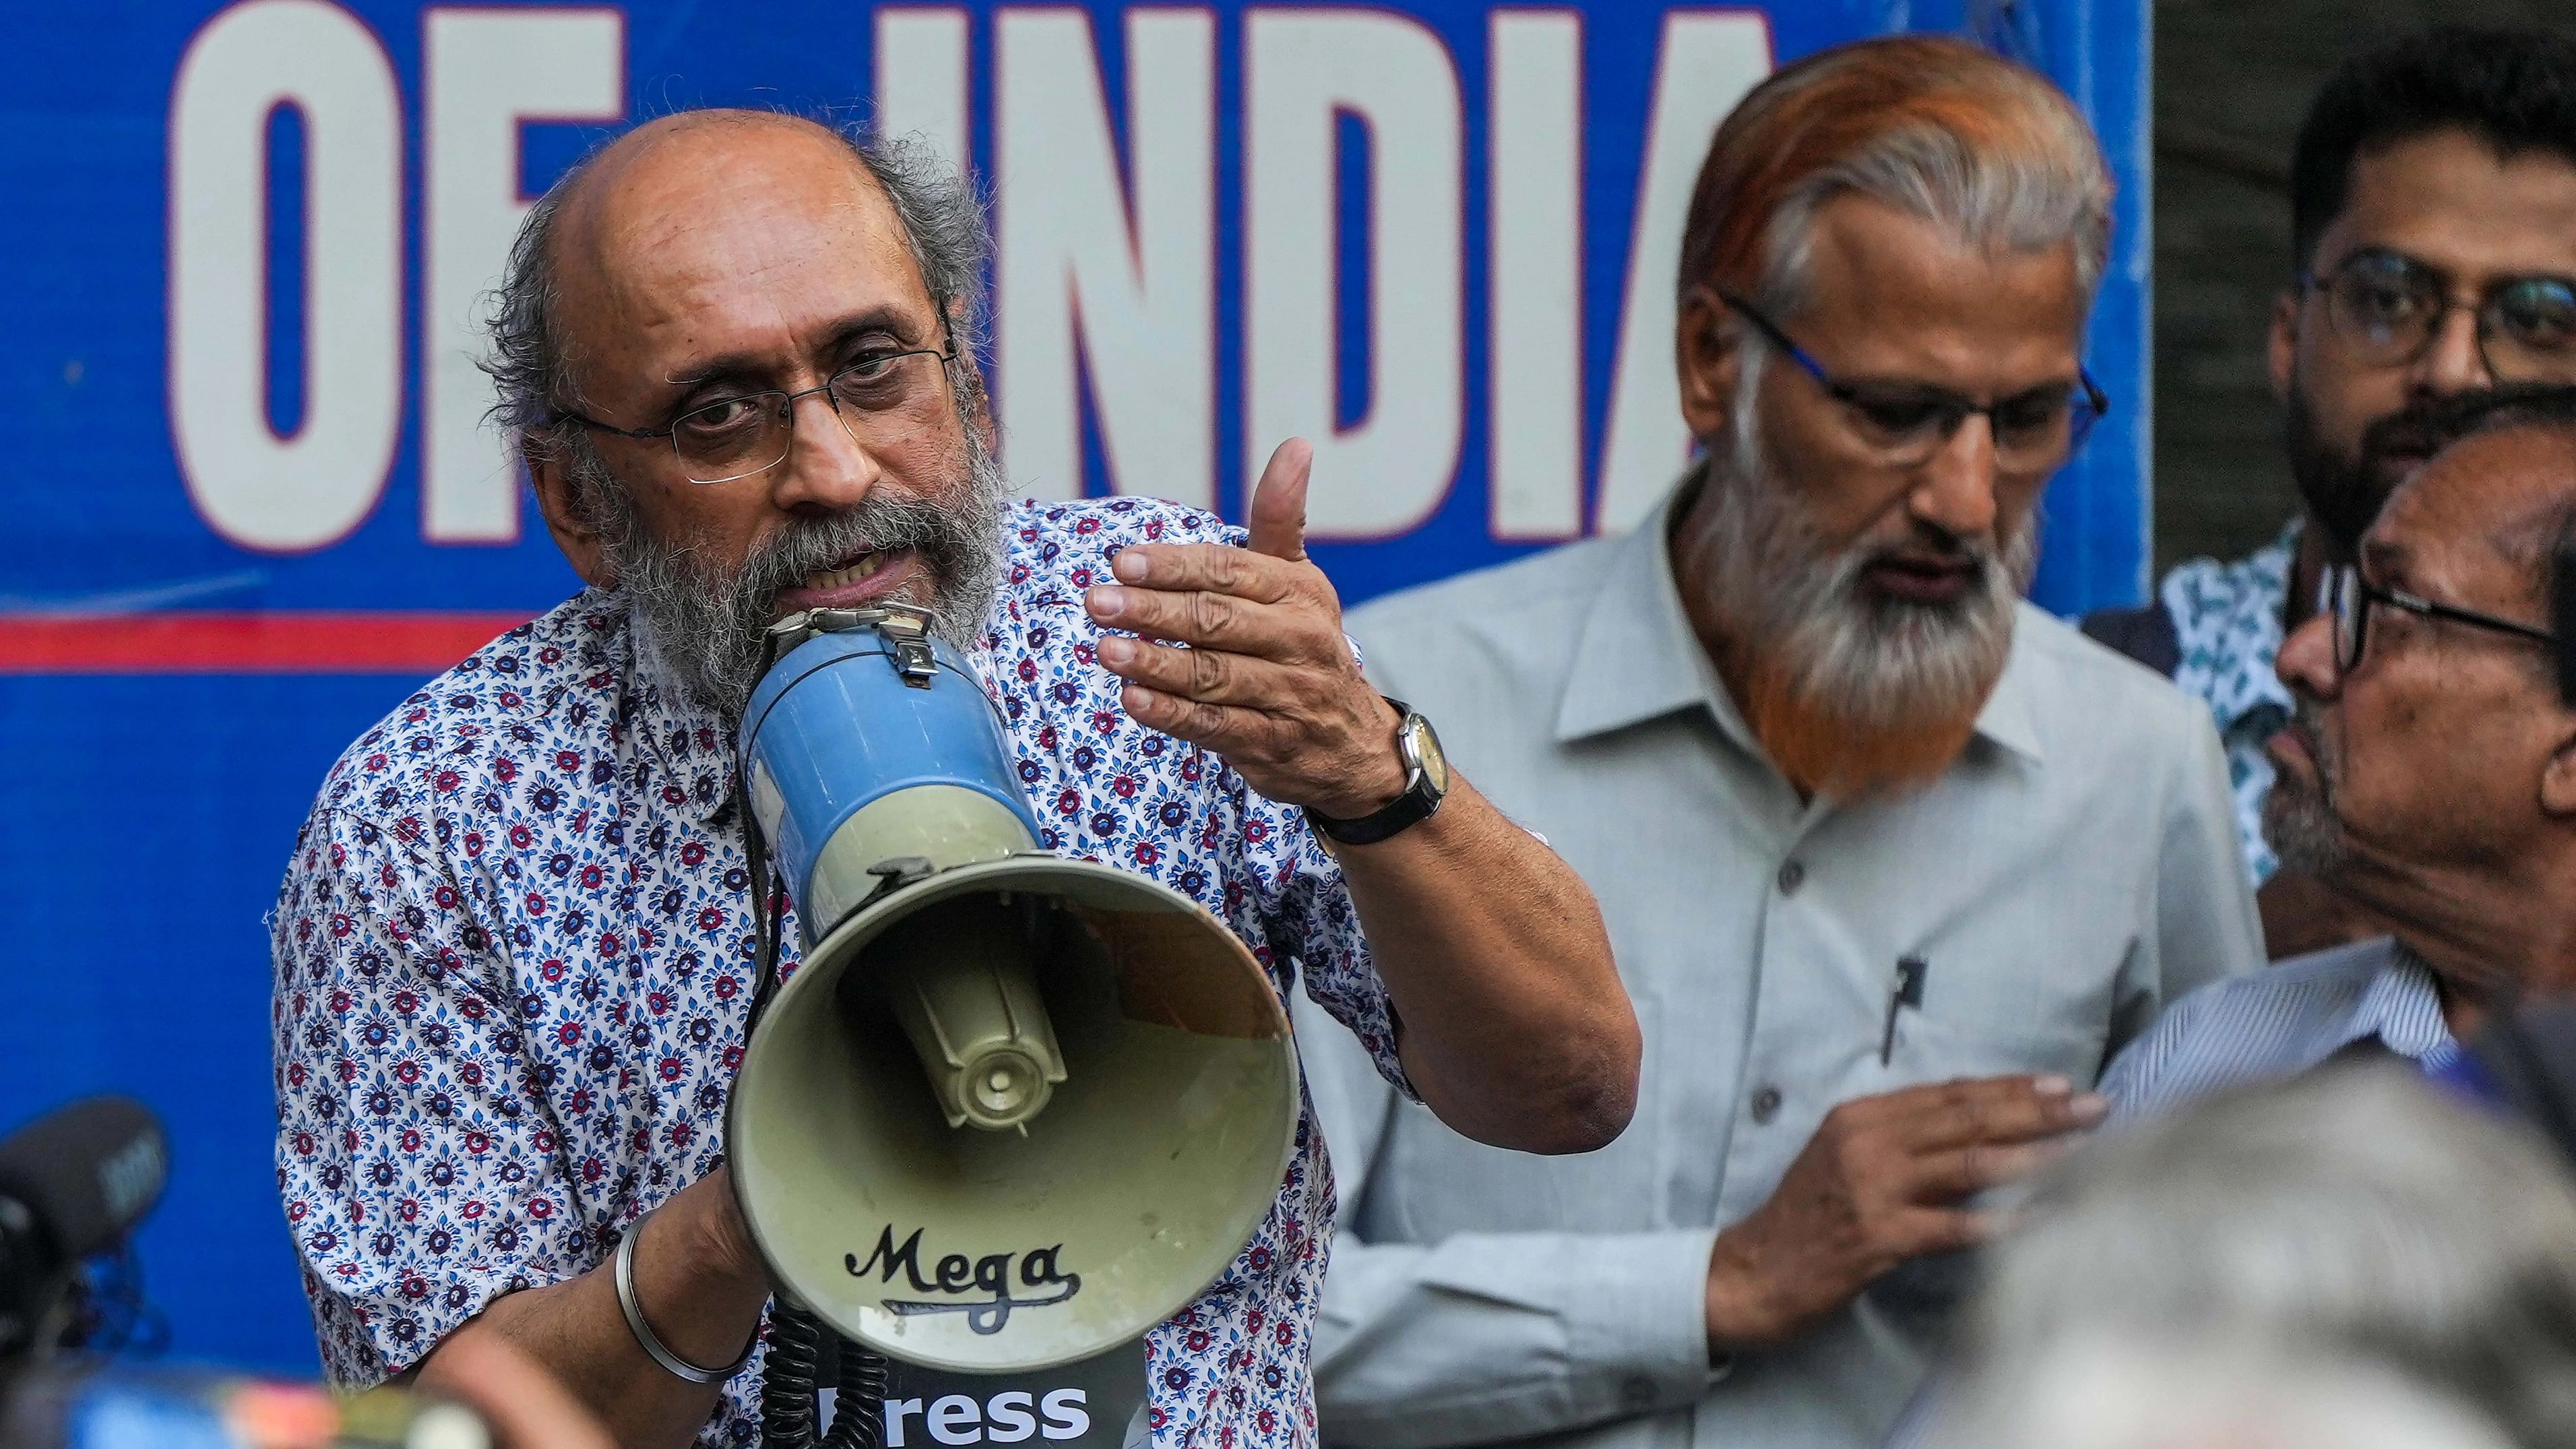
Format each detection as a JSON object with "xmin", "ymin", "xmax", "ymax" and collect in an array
[{"xmin": 1296, "ymin": 35, "xmax": 2261, "ymax": 1449}]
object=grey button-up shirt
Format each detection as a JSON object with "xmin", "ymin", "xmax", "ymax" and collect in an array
[{"xmin": 1302, "ymin": 495, "xmax": 2263, "ymax": 1449}]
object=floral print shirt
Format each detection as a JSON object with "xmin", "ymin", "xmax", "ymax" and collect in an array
[
  {"xmin": 271, "ymin": 496, "xmax": 1410, "ymax": 1448},
  {"xmin": 2160, "ymin": 520, "xmax": 2301, "ymax": 886}
]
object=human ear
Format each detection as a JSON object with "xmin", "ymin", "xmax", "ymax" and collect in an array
[
  {"xmin": 528, "ymin": 442, "xmax": 612, "ymax": 586},
  {"xmin": 1676, "ymin": 286, "xmax": 1747, "ymax": 447},
  {"xmin": 2546, "ymin": 555, "xmax": 2576, "ymax": 818},
  {"xmin": 2267, "ymin": 288, "xmax": 2300, "ymax": 407},
  {"xmin": 2540, "ymin": 726, "xmax": 2576, "ymax": 820}
]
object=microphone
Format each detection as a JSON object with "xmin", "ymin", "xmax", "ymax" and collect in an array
[{"xmin": 0, "ymin": 1097, "xmax": 168, "ymax": 1361}]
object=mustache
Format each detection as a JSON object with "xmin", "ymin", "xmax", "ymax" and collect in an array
[
  {"xmin": 2355, "ymin": 394, "xmax": 2464, "ymax": 476},
  {"xmin": 734, "ymin": 489, "xmax": 972, "ymax": 616},
  {"xmin": 1850, "ymin": 523, "xmax": 2022, "ymax": 594},
  {"xmin": 2298, "ymin": 696, "xmax": 2337, "ymax": 763},
  {"xmin": 582, "ymin": 424, "xmax": 1011, "ymax": 717}
]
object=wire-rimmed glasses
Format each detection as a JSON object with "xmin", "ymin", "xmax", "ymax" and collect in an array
[
  {"xmin": 2300, "ymin": 248, "xmax": 2576, "ymax": 384},
  {"xmin": 561, "ymin": 344, "xmax": 958, "ymax": 485},
  {"xmin": 1718, "ymin": 290, "xmax": 2110, "ymax": 474}
]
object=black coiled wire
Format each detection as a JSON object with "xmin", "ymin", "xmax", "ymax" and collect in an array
[
  {"xmin": 758, "ymin": 1304, "xmax": 890, "ymax": 1449},
  {"xmin": 761, "ymin": 1304, "xmax": 826, "ymax": 1449},
  {"xmin": 823, "ymin": 1338, "xmax": 891, "ymax": 1449}
]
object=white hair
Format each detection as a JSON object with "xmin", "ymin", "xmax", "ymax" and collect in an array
[
  {"xmin": 1930, "ymin": 1333, "xmax": 2518, "ymax": 1449},
  {"xmin": 1931, "ymin": 1068, "xmax": 2576, "ymax": 1447},
  {"xmin": 1755, "ymin": 102, "xmax": 2112, "ymax": 315}
]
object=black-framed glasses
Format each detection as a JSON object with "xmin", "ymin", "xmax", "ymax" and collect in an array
[
  {"xmin": 559, "ymin": 344, "xmax": 959, "ymax": 485},
  {"xmin": 2320, "ymin": 561, "xmax": 2556, "ymax": 676},
  {"xmin": 2298, "ymin": 248, "xmax": 2576, "ymax": 384},
  {"xmin": 1718, "ymin": 290, "xmax": 2110, "ymax": 472}
]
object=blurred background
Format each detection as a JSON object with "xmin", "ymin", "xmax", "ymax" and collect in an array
[{"xmin": 0, "ymin": 0, "xmax": 2553, "ymax": 1384}]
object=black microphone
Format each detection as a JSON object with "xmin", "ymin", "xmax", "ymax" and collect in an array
[{"xmin": 0, "ymin": 1097, "xmax": 168, "ymax": 1361}]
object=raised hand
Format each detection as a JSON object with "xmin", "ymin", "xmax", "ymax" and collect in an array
[{"xmin": 1083, "ymin": 438, "xmax": 1406, "ymax": 823}]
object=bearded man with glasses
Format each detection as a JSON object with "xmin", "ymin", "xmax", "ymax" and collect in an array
[
  {"xmin": 2081, "ymin": 26, "xmax": 2576, "ymax": 959},
  {"xmin": 266, "ymin": 109, "xmax": 1642, "ymax": 1449},
  {"xmin": 1291, "ymin": 36, "xmax": 2259, "ymax": 1449},
  {"xmin": 2100, "ymin": 385, "xmax": 2576, "ymax": 1123}
]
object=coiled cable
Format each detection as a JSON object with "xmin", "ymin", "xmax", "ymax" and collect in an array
[{"xmin": 760, "ymin": 1303, "xmax": 825, "ymax": 1449}]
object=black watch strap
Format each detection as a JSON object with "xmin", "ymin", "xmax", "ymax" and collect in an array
[{"xmin": 1303, "ymin": 700, "xmax": 1443, "ymax": 846}]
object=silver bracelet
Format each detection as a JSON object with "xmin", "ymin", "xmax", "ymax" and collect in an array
[{"xmin": 615, "ymin": 1215, "xmax": 757, "ymax": 1385}]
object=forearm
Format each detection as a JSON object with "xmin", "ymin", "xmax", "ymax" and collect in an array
[
  {"xmin": 1315, "ymin": 1227, "xmax": 1722, "ymax": 1448},
  {"xmin": 415, "ymin": 1170, "xmax": 769, "ymax": 1449},
  {"xmin": 1331, "ymin": 774, "xmax": 1637, "ymax": 1153}
]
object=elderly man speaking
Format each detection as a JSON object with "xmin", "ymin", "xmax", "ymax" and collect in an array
[
  {"xmin": 268, "ymin": 112, "xmax": 1638, "ymax": 1449},
  {"xmin": 1299, "ymin": 36, "xmax": 2261, "ymax": 1449}
]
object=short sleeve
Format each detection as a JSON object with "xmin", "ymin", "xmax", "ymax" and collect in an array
[
  {"xmin": 270, "ymin": 806, "xmax": 583, "ymax": 1384},
  {"xmin": 1245, "ymin": 795, "xmax": 1419, "ymax": 1103}
]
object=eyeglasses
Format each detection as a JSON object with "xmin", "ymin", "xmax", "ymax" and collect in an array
[
  {"xmin": 1718, "ymin": 290, "xmax": 2110, "ymax": 472},
  {"xmin": 2298, "ymin": 249, "xmax": 2576, "ymax": 384},
  {"xmin": 2319, "ymin": 561, "xmax": 2556, "ymax": 676},
  {"xmin": 559, "ymin": 344, "xmax": 959, "ymax": 485}
]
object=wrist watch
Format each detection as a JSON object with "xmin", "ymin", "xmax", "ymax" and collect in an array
[{"xmin": 1305, "ymin": 698, "xmax": 1451, "ymax": 846}]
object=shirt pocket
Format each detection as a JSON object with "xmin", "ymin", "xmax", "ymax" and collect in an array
[
  {"xmin": 1883, "ymin": 1006, "xmax": 2110, "ymax": 1091},
  {"xmin": 1862, "ymin": 1012, "xmax": 2108, "ymax": 1335}
]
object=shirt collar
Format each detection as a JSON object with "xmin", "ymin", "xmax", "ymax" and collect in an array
[
  {"xmin": 1552, "ymin": 477, "xmax": 2045, "ymax": 768},
  {"xmin": 2329, "ymin": 939, "xmax": 2458, "ymax": 1066},
  {"xmin": 1552, "ymin": 491, "xmax": 1712, "ymax": 745}
]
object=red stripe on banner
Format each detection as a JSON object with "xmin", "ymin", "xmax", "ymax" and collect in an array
[{"xmin": 0, "ymin": 613, "xmax": 536, "ymax": 675}]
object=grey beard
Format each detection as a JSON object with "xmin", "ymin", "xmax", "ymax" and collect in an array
[
  {"xmin": 2263, "ymin": 702, "xmax": 2350, "ymax": 877},
  {"xmin": 569, "ymin": 431, "xmax": 1010, "ymax": 720},
  {"xmin": 1693, "ymin": 356, "xmax": 2033, "ymax": 735}
]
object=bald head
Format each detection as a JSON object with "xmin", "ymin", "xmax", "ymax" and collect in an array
[
  {"xmin": 539, "ymin": 113, "xmax": 928, "ymax": 417},
  {"xmin": 2375, "ymin": 388, "xmax": 2576, "ymax": 625},
  {"xmin": 483, "ymin": 109, "xmax": 988, "ymax": 443}
]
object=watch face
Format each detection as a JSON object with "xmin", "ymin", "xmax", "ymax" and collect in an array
[{"xmin": 1405, "ymin": 713, "xmax": 1450, "ymax": 796}]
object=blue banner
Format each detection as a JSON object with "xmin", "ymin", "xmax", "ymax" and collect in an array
[{"xmin": 0, "ymin": 0, "xmax": 2146, "ymax": 1376}]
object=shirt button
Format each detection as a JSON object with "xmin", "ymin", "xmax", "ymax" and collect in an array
[
  {"xmin": 1619, "ymin": 1376, "xmax": 1658, "ymax": 1411},
  {"xmin": 1751, "ymin": 1086, "xmax": 1783, "ymax": 1123},
  {"xmin": 1776, "ymin": 859, "xmax": 1805, "ymax": 895}
]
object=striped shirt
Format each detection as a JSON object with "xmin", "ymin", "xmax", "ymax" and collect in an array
[{"xmin": 2100, "ymin": 935, "xmax": 2457, "ymax": 1124}]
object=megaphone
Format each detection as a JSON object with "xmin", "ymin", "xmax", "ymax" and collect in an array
[{"xmin": 727, "ymin": 605, "xmax": 1300, "ymax": 1378}]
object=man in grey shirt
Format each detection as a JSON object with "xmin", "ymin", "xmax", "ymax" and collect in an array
[{"xmin": 1300, "ymin": 36, "xmax": 2262, "ymax": 1449}]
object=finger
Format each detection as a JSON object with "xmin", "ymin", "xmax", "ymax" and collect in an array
[
  {"xmin": 1892, "ymin": 1075, "xmax": 2107, "ymax": 1151},
  {"xmin": 1906, "ymin": 1137, "xmax": 2073, "ymax": 1204},
  {"xmin": 1088, "ymin": 583, "xmax": 1332, "ymax": 660},
  {"xmin": 1117, "ymin": 682, "xmax": 1288, "ymax": 758},
  {"xmin": 1105, "ymin": 542, "xmax": 1303, "ymax": 605},
  {"xmin": 1098, "ymin": 636, "xmax": 1302, "ymax": 710},
  {"xmin": 420, "ymin": 1331, "xmax": 617, "ymax": 1449},
  {"xmin": 1246, "ymin": 438, "xmax": 1313, "ymax": 563},
  {"xmin": 1885, "ymin": 1206, "xmax": 2001, "ymax": 1261}
]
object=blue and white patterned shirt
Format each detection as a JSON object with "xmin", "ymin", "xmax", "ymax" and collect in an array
[
  {"xmin": 270, "ymin": 496, "xmax": 1410, "ymax": 1449},
  {"xmin": 2099, "ymin": 935, "xmax": 2456, "ymax": 1125},
  {"xmin": 2159, "ymin": 521, "xmax": 2302, "ymax": 886}
]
